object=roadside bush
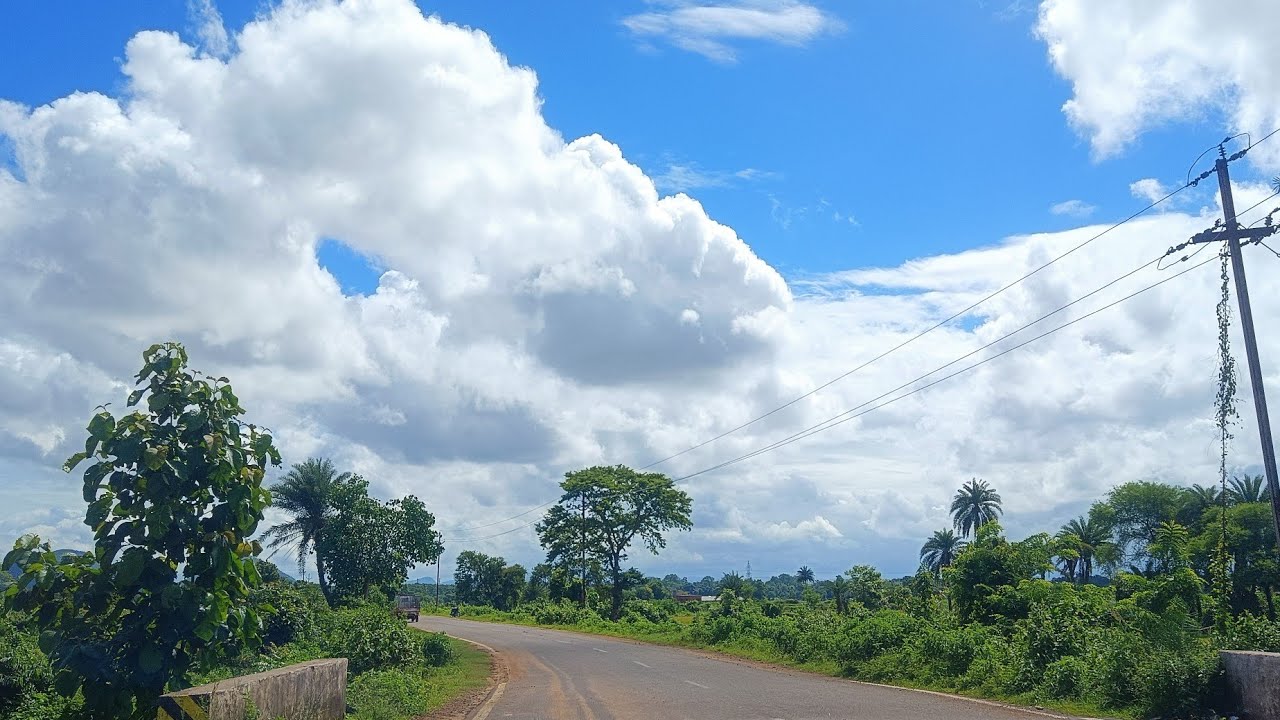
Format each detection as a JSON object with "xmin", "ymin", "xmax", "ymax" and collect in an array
[
  {"xmin": 0, "ymin": 613, "xmax": 51, "ymax": 710},
  {"xmin": 919, "ymin": 624, "xmax": 988, "ymax": 680},
  {"xmin": 1224, "ymin": 611, "xmax": 1280, "ymax": 652},
  {"xmin": 323, "ymin": 607, "xmax": 419, "ymax": 675},
  {"xmin": 529, "ymin": 601, "xmax": 594, "ymax": 625},
  {"xmin": 420, "ymin": 632, "xmax": 455, "ymax": 667},
  {"xmin": 1127, "ymin": 645, "xmax": 1223, "ymax": 719},
  {"xmin": 347, "ymin": 667, "xmax": 428, "ymax": 720},
  {"xmin": 835, "ymin": 610, "xmax": 921, "ymax": 673},
  {"xmin": 252, "ymin": 581, "xmax": 323, "ymax": 647},
  {"xmin": 1036, "ymin": 655, "xmax": 1086, "ymax": 700}
]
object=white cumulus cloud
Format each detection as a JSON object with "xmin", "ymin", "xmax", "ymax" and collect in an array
[{"xmin": 1035, "ymin": 0, "xmax": 1280, "ymax": 169}]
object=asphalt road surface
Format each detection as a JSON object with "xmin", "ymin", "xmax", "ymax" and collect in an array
[{"xmin": 416, "ymin": 616, "xmax": 1068, "ymax": 720}]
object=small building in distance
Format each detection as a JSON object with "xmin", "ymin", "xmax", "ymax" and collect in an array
[{"xmin": 673, "ymin": 592, "xmax": 718, "ymax": 603}]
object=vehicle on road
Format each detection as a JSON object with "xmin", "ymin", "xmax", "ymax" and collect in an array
[{"xmin": 394, "ymin": 593, "xmax": 420, "ymax": 622}]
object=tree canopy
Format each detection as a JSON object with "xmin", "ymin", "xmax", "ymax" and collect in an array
[
  {"xmin": 536, "ymin": 465, "xmax": 692, "ymax": 620},
  {"xmin": 3, "ymin": 342, "xmax": 281, "ymax": 718}
]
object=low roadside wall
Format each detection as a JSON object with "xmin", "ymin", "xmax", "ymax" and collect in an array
[
  {"xmin": 1222, "ymin": 650, "xmax": 1280, "ymax": 719},
  {"xmin": 157, "ymin": 658, "xmax": 347, "ymax": 720}
]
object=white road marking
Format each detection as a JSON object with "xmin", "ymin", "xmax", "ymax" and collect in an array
[
  {"xmin": 594, "ymin": 648, "xmax": 609, "ymax": 653},
  {"xmin": 633, "ymin": 660, "xmax": 650, "ymax": 668},
  {"xmin": 554, "ymin": 639, "xmax": 572, "ymax": 644},
  {"xmin": 684, "ymin": 680, "xmax": 710, "ymax": 689}
]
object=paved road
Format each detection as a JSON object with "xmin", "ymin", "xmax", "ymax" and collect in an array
[{"xmin": 416, "ymin": 616, "xmax": 1066, "ymax": 720}]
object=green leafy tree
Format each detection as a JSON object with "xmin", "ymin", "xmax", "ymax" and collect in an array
[
  {"xmin": 317, "ymin": 477, "xmax": 442, "ymax": 603},
  {"xmin": 846, "ymin": 565, "xmax": 886, "ymax": 610},
  {"xmin": 497, "ymin": 564, "xmax": 527, "ymax": 611},
  {"xmin": 261, "ymin": 457, "xmax": 352, "ymax": 603},
  {"xmin": 3, "ymin": 342, "xmax": 281, "ymax": 719},
  {"xmin": 536, "ymin": 465, "xmax": 692, "ymax": 620},
  {"xmin": 454, "ymin": 551, "xmax": 506, "ymax": 606},
  {"xmin": 1148, "ymin": 521, "xmax": 1191, "ymax": 573},
  {"xmin": 796, "ymin": 566, "xmax": 815, "ymax": 585},
  {"xmin": 920, "ymin": 529, "xmax": 967, "ymax": 577},
  {"xmin": 1103, "ymin": 481, "xmax": 1185, "ymax": 566},
  {"xmin": 950, "ymin": 478, "xmax": 1002, "ymax": 538}
]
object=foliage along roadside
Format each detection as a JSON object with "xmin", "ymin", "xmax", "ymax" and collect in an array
[
  {"xmin": 1, "ymin": 578, "xmax": 485, "ymax": 720},
  {"xmin": 430, "ymin": 552, "xmax": 1269, "ymax": 719}
]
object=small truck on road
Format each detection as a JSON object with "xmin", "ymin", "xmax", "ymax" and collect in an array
[{"xmin": 393, "ymin": 593, "xmax": 420, "ymax": 622}]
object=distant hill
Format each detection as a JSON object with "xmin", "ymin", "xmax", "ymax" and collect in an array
[{"xmin": 7, "ymin": 548, "xmax": 88, "ymax": 578}]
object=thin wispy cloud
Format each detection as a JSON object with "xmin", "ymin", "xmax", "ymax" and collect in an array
[
  {"xmin": 654, "ymin": 161, "xmax": 779, "ymax": 193},
  {"xmin": 622, "ymin": 1, "xmax": 844, "ymax": 63},
  {"xmin": 1049, "ymin": 199, "xmax": 1096, "ymax": 218},
  {"xmin": 188, "ymin": 0, "xmax": 230, "ymax": 57}
]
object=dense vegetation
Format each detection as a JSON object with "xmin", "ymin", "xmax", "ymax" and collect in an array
[
  {"xmin": 1, "ymin": 344, "xmax": 474, "ymax": 720},
  {"xmin": 1, "ymin": 576, "xmax": 474, "ymax": 720},
  {"xmin": 441, "ymin": 476, "xmax": 1280, "ymax": 719}
]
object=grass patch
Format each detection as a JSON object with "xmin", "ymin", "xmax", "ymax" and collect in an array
[{"xmin": 347, "ymin": 634, "xmax": 490, "ymax": 720}]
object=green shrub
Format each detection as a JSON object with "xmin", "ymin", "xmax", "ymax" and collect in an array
[
  {"xmin": 1224, "ymin": 612, "xmax": 1280, "ymax": 652},
  {"xmin": 1128, "ymin": 645, "xmax": 1223, "ymax": 719},
  {"xmin": 323, "ymin": 607, "xmax": 419, "ymax": 674},
  {"xmin": 347, "ymin": 667, "xmax": 428, "ymax": 720},
  {"xmin": 919, "ymin": 625, "xmax": 987, "ymax": 679},
  {"xmin": 835, "ymin": 610, "xmax": 921, "ymax": 673},
  {"xmin": 252, "ymin": 581, "xmax": 323, "ymax": 647},
  {"xmin": 419, "ymin": 632, "xmax": 455, "ymax": 667},
  {"xmin": 0, "ymin": 613, "xmax": 52, "ymax": 711},
  {"xmin": 1037, "ymin": 655, "xmax": 1086, "ymax": 700}
]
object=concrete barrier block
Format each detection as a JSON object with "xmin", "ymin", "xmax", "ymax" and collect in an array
[
  {"xmin": 158, "ymin": 658, "xmax": 347, "ymax": 720},
  {"xmin": 1222, "ymin": 650, "xmax": 1280, "ymax": 720}
]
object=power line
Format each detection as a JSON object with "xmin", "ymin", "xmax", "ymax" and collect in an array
[
  {"xmin": 637, "ymin": 181, "xmax": 1196, "ymax": 472},
  {"xmin": 443, "ymin": 131, "xmax": 1280, "ymax": 543},
  {"xmin": 450, "ymin": 499, "xmax": 557, "ymax": 533},
  {"xmin": 671, "ymin": 251, "xmax": 1219, "ymax": 483}
]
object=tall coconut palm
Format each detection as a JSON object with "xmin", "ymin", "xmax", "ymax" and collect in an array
[
  {"xmin": 262, "ymin": 457, "xmax": 352, "ymax": 604},
  {"xmin": 950, "ymin": 478, "xmax": 1002, "ymax": 538},
  {"xmin": 1058, "ymin": 515, "xmax": 1112, "ymax": 583},
  {"xmin": 796, "ymin": 566, "xmax": 815, "ymax": 585},
  {"xmin": 920, "ymin": 529, "xmax": 967, "ymax": 577},
  {"xmin": 1228, "ymin": 475, "xmax": 1268, "ymax": 505}
]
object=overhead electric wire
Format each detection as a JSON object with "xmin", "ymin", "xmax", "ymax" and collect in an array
[
  {"xmin": 637, "ymin": 181, "xmax": 1197, "ymax": 472},
  {"xmin": 670, "ymin": 249, "xmax": 1218, "ymax": 479},
  {"xmin": 443, "ymin": 130, "xmax": 1280, "ymax": 542}
]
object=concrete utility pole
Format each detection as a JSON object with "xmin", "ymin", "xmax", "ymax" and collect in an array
[
  {"xmin": 1192, "ymin": 147, "xmax": 1280, "ymax": 546},
  {"xmin": 435, "ymin": 556, "xmax": 441, "ymax": 607},
  {"xmin": 581, "ymin": 493, "xmax": 588, "ymax": 609}
]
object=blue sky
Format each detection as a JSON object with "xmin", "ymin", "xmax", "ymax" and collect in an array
[{"xmin": 0, "ymin": 1, "xmax": 1239, "ymax": 285}]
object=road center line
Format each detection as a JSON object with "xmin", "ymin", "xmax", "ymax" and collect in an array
[
  {"xmin": 594, "ymin": 648, "xmax": 609, "ymax": 653},
  {"xmin": 633, "ymin": 660, "xmax": 650, "ymax": 668},
  {"xmin": 684, "ymin": 680, "xmax": 709, "ymax": 689},
  {"xmin": 554, "ymin": 639, "xmax": 571, "ymax": 644}
]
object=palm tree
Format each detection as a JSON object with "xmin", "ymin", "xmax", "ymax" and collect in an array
[
  {"xmin": 796, "ymin": 566, "xmax": 815, "ymax": 585},
  {"xmin": 950, "ymin": 478, "xmax": 1002, "ymax": 538},
  {"xmin": 262, "ymin": 457, "xmax": 351, "ymax": 604},
  {"xmin": 1228, "ymin": 475, "xmax": 1268, "ymax": 505},
  {"xmin": 1058, "ymin": 515, "xmax": 1112, "ymax": 583},
  {"xmin": 919, "ymin": 529, "xmax": 966, "ymax": 577},
  {"xmin": 830, "ymin": 575, "xmax": 851, "ymax": 614}
]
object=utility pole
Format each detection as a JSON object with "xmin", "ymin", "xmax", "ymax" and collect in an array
[
  {"xmin": 435, "ymin": 556, "xmax": 441, "ymax": 608},
  {"xmin": 1191, "ymin": 147, "xmax": 1280, "ymax": 546}
]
